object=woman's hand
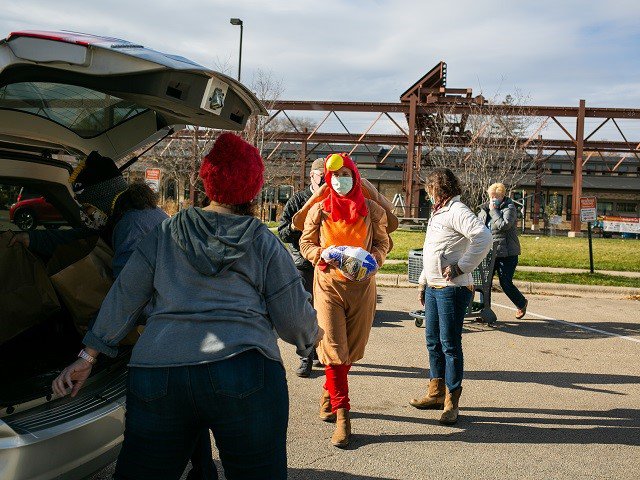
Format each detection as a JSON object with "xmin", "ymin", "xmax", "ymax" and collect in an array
[
  {"xmin": 8, "ymin": 232, "xmax": 29, "ymax": 248},
  {"xmin": 442, "ymin": 264, "xmax": 464, "ymax": 282},
  {"xmin": 314, "ymin": 326, "xmax": 325, "ymax": 347},
  {"xmin": 418, "ymin": 286, "xmax": 426, "ymax": 306},
  {"xmin": 52, "ymin": 358, "xmax": 93, "ymax": 398}
]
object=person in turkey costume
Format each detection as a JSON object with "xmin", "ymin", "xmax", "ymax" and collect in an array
[{"xmin": 299, "ymin": 153, "xmax": 390, "ymax": 448}]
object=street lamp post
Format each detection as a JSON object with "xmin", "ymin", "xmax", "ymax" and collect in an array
[{"xmin": 230, "ymin": 18, "xmax": 243, "ymax": 81}]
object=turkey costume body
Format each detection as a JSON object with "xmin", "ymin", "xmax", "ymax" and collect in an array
[{"xmin": 299, "ymin": 154, "xmax": 390, "ymax": 419}]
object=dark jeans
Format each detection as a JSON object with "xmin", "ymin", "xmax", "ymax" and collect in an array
[
  {"xmin": 493, "ymin": 255, "xmax": 527, "ymax": 309},
  {"xmin": 424, "ymin": 286, "xmax": 473, "ymax": 392},
  {"xmin": 298, "ymin": 267, "xmax": 317, "ymax": 362},
  {"xmin": 114, "ymin": 349, "xmax": 289, "ymax": 480}
]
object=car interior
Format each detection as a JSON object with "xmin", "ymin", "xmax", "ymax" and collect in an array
[{"xmin": 0, "ymin": 154, "xmax": 130, "ymax": 416}]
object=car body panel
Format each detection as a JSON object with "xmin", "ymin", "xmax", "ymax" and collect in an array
[
  {"xmin": 0, "ymin": 371, "xmax": 127, "ymax": 480},
  {"xmin": 1, "ymin": 155, "xmax": 81, "ymax": 226},
  {"xmin": 10, "ymin": 195, "xmax": 64, "ymax": 224}
]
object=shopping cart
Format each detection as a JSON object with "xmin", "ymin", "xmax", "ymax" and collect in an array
[{"xmin": 407, "ymin": 244, "xmax": 498, "ymax": 327}]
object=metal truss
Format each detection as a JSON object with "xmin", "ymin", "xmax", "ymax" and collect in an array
[{"xmin": 266, "ymin": 62, "xmax": 640, "ymax": 232}]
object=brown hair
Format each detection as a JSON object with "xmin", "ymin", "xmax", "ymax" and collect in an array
[
  {"xmin": 425, "ymin": 168, "xmax": 462, "ymax": 201},
  {"xmin": 111, "ymin": 181, "xmax": 158, "ymax": 224},
  {"xmin": 231, "ymin": 201, "xmax": 258, "ymax": 217}
]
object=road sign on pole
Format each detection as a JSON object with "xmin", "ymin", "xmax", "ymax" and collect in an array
[
  {"xmin": 579, "ymin": 196, "xmax": 597, "ymax": 223},
  {"xmin": 579, "ymin": 196, "xmax": 597, "ymax": 273},
  {"xmin": 145, "ymin": 168, "xmax": 161, "ymax": 193}
]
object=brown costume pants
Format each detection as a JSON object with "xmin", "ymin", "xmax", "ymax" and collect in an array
[{"xmin": 314, "ymin": 269, "xmax": 377, "ymax": 365}]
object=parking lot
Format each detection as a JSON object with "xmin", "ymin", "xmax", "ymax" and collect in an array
[{"xmin": 91, "ymin": 288, "xmax": 640, "ymax": 480}]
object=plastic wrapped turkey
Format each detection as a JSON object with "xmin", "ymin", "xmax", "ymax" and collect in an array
[{"xmin": 321, "ymin": 245, "xmax": 379, "ymax": 281}]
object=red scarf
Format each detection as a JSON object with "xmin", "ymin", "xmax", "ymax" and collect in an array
[{"xmin": 322, "ymin": 153, "xmax": 368, "ymax": 224}]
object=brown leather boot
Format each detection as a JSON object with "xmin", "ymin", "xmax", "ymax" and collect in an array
[
  {"xmin": 409, "ymin": 378, "xmax": 445, "ymax": 409},
  {"xmin": 331, "ymin": 408, "xmax": 351, "ymax": 448},
  {"xmin": 439, "ymin": 387, "xmax": 462, "ymax": 425},
  {"xmin": 319, "ymin": 388, "xmax": 336, "ymax": 422}
]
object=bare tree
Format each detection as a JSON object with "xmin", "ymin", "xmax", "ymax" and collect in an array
[
  {"xmin": 244, "ymin": 68, "xmax": 285, "ymax": 154},
  {"xmin": 145, "ymin": 127, "xmax": 217, "ymax": 208},
  {"xmin": 421, "ymin": 93, "xmax": 546, "ymax": 209}
]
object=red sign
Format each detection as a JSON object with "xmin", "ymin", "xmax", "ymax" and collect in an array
[
  {"xmin": 145, "ymin": 168, "xmax": 161, "ymax": 193},
  {"xmin": 145, "ymin": 168, "xmax": 161, "ymax": 181},
  {"xmin": 579, "ymin": 197, "xmax": 596, "ymax": 210},
  {"xmin": 579, "ymin": 196, "xmax": 597, "ymax": 223}
]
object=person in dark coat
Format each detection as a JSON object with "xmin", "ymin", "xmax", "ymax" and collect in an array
[
  {"xmin": 278, "ymin": 157, "xmax": 325, "ymax": 377},
  {"xmin": 478, "ymin": 182, "xmax": 528, "ymax": 319}
]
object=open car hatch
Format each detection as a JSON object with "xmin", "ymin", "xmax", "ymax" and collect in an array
[{"xmin": 0, "ymin": 30, "xmax": 266, "ymax": 160}]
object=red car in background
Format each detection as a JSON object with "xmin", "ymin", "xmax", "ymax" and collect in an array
[{"xmin": 9, "ymin": 188, "xmax": 66, "ymax": 230}]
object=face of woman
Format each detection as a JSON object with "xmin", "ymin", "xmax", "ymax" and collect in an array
[
  {"xmin": 425, "ymin": 186, "xmax": 437, "ymax": 204},
  {"xmin": 331, "ymin": 167, "xmax": 354, "ymax": 196},
  {"xmin": 489, "ymin": 191, "xmax": 505, "ymax": 204}
]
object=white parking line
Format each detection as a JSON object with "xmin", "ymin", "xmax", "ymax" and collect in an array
[{"xmin": 493, "ymin": 302, "xmax": 640, "ymax": 344}]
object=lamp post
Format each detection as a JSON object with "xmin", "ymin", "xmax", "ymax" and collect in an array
[{"xmin": 230, "ymin": 18, "xmax": 243, "ymax": 81}]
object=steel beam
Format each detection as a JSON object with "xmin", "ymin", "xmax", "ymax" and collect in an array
[
  {"xmin": 271, "ymin": 100, "xmax": 640, "ymax": 119},
  {"xmin": 267, "ymin": 131, "xmax": 640, "ymax": 153}
]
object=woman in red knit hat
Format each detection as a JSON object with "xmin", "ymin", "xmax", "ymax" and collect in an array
[
  {"xmin": 299, "ymin": 153, "xmax": 390, "ymax": 448},
  {"xmin": 52, "ymin": 133, "xmax": 319, "ymax": 479}
]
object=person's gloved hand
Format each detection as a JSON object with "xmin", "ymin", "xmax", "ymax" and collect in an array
[
  {"xmin": 442, "ymin": 263, "xmax": 464, "ymax": 282},
  {"xmin": 320, "ymin": 245, "xmax": 337, "ymax": 264},
  {"xmin": 418, "ymin": 285, "xmax": 426, "ymax": 306}
]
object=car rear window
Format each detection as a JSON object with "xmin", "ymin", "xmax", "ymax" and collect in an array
[{"xmin": 0, "ymin": 82, "xmax": 148, "ymax": 138}]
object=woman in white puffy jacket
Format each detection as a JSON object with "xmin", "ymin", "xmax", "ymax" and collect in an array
[{"xmin": 409, "ymin": 168, "xmax": 492, "ymax": 425}]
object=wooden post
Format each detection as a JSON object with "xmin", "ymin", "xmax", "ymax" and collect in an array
[
  {"xmin": 189, "ymin": 127, "xmax": 198, "ymax": 206},
  {"xmin": 300, "ymin": 128, "xmax": 308, "ymax": 191},
  {"xmin": 569, "ymin": 100, "xmax": 586, "ymax": 236},
  {"xmin": 532, "ymin": 136, "xmax": 543, "ymax": 230},
  {"xmin": 404, "ymin": 94, "xmax": 418, "ymax": 217}
]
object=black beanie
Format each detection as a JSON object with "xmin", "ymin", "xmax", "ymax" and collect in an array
[{"xmin": 70, "ymin": 151, "xmax": 128, "ymax": 215}]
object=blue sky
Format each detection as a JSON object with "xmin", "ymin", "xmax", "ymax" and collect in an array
[{"xmin": 4, "ymin": 0, "xmax": 640, "ymax": 138}]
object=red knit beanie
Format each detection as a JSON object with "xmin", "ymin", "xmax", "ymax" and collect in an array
[{"xmin": 199, "ymin": 133, "xmax": 264, "ymax": 205}]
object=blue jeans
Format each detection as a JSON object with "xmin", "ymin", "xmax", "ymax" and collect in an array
[
  {"xmin": 424, "ymin": 286, "xmax": 473, "ymax": 393},
  {"xmin": 493, "ymin": 255, "xmax": 527, "ymax": 309},
  {"xmin": 114, "ymin": 349, "xmax": 289, "ymax": 480}
]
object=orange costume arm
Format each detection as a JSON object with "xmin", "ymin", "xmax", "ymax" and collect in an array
[
  {"xmin": 360, "ymin": 178, "xmax": 399, "ymax": 233},
  {"xmin": 368, "ymin": 201, "xmax": 390, "ymax": 267},
  {"xmin": 299, "ymin": 203, "xmax": 324, "ymax": 266}
]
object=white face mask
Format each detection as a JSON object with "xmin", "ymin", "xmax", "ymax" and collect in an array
[{"xmin": 331, "ymin": 175, "xmax": 353, "ymax": 195}]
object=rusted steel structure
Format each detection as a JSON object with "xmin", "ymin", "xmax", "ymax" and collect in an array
[{"xmin": 267, "ymin": 61, "xmax": 640, "ymax": 234}]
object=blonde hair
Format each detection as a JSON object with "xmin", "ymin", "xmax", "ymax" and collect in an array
[{"xmin": 487, "ymin": 183, "xmax": 506, "ymax": 197}]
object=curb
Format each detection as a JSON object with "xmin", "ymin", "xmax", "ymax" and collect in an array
[{"xmin": 375, "ymin": 274, "xmax": 640, "ymax": 299}]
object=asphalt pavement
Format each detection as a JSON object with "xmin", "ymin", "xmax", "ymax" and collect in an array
[{"xmin": 90, "ymin": 288, "xmax": 640, "ymax": 480}]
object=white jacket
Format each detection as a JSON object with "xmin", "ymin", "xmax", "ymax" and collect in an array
[{"xmin": 418, "ymin": 196, "xmax": 492, "ymax": 287}]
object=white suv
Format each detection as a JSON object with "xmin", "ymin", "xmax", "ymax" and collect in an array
[{"xmin": 0, "ymin": 30, "xmax": 265, "ymax": 480}]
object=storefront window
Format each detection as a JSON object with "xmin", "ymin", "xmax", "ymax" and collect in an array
[{"xmin": 616, "ymin": 202, "xmax": 638, "ymax": 214}]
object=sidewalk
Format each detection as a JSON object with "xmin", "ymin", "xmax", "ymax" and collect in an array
[
  {"xmin": 375, "ymin": 273, "xmax": 640, "ymax": 299},
  {"xmin": 384, "ymin": 259, "xmax": 640, "ymax": 278}
]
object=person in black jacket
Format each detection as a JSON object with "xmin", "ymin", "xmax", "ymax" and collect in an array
[{"xmin": 278, "ymin": 157, "xmax": 325, "ymax": 377}]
